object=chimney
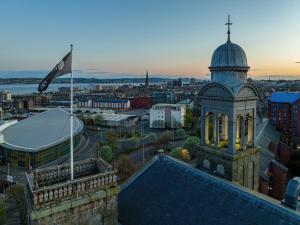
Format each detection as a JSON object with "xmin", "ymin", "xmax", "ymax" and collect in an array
[{"xmin": 281, "ymin": 177, "xmax": 300, "ymax": 210}]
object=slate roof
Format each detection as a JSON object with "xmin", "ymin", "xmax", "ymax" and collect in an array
[
  {"xmin": 269, "ymin": 92, "xmax": 300, "ymax": 104},
  {"xmin": 118, "ymin": 155, "xmax": 300, "ymax": 225},
  {"xmin": 0, "ymin": 108, "xmax": 83, "ymax": 152}
]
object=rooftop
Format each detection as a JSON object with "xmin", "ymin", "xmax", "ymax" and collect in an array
[
  {"xmin": 98, "ymin": 113, "xmax": 136, "ymax": 122},
  {"xmin": 152, "ymin": 103, "xmax": 185, "ymax": 108},
  {"xmin": 270, "ymin": 92, "xmax": 300, "ymax": 104},
  {"xmin": 0, "ymin": 108, "xmax": 83, "ymax": 152},
  {"xmin": 119, "ymin": 155, "xmax": 300, "ymax": 225}
]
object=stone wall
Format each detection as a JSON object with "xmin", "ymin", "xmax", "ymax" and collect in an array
[
  {"xmin": 197, "ymin": 146, "xmax": 260, "ymax": 191},
  {"xmin": 30, "ymin": 187, "xmax": 119, "ymax": 225}
]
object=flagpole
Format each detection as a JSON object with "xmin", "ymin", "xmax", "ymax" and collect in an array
[{"xmin": 70, "ymin": 44, "xmax": 74, "ymax": 181}]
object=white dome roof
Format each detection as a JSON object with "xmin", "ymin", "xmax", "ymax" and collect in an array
[{"xmin": 209, "ymin": 41, "xmax": 249, "ymax": 71}]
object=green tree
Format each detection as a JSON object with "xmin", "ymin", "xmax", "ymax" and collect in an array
[
  {"xmin": 99, "ymin": 145, "xmax": 113, "ymax": 162},
  {"xmin": 117, "ymin": 154, "xmax": 137, "ymax": 183},
  {"xmin": 0, "ymin": 202, "xmax": 6, "ymax": 225},
  {"xmin": 175, "ymin": 128, "xmax": 186, "ymax": 139},
  {"xmin": 182, "ymin": 136, "xmax": 201, "ymax": 157},
  {"xmin": 158, "ymin": 130, "xmax": 173, "ymax": 144},
  {"xmin": 184, "ymin": 107, "xmax": 194, "ymax": 128},
  {"xmin": 171, "ymin": 147, "xmax": 191, "ymax": 162},
  {"xmin": 8, "ymin": 185, "xmax": 26, "ymax": 225},
  {"xmin": 147, "ymin": 132, "xmax": 157, "ymax": 144},
  {"xmin": 127, "ymin": 137, "xmax": 140, "ymax": 149},
  {"xmin": 106, "ymin": 130, "xmax": 119, "ymax": 151}
]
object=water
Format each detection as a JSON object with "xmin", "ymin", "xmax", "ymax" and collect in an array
[
  {"xmin": 0, "ymin": 82, "xmax": 148, "ymax": 95},
  {"xmin": 0, "ymin": 83, "xmax": 95, "ymax": 95}
]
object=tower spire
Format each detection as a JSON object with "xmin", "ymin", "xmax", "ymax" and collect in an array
[
  {"xmin": 145, "ymin": 70, "xmax": 149, "ymax": 89},
  {"xmin": 225, "ymin": 14, "xmax": 232, "ymax": 42}
]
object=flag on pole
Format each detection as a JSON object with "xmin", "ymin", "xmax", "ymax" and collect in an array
[{"xmin": 38, "ymin": 51, "xmax": 72, "ymax": 93}]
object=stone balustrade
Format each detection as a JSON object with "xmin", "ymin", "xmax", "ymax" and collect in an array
[{"xmin": 26, "ymin": 158, "xmax": 117, "ymax": 209}]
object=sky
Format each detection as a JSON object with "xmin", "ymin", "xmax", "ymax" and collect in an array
[{"xmin": 0, "ymin": 0, "xmax": 300, "ymax": 79}]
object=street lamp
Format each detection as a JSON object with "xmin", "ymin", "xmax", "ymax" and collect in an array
[{"xmin": 97, "ymin": 127, "xmax": 100, "ymax": 157}]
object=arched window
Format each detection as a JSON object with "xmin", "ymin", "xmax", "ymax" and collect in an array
[{"xmin": 216, "ymin": 164, "xmax": 225, "ymax": 175}]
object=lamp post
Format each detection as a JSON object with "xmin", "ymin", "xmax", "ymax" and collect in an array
[{"xmin": 97, "ymin": 127, "xmax": 100, "ymax": 157}]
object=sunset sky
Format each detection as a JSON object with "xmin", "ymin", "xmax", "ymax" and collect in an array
[{"xmin": 0, "ymin": 0, "xmax": 300, "ymax": 79}]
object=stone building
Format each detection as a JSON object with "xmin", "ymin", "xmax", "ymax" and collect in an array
[
  {"xmin": 197, "ymin": 16, "xmax": 260, "ymax": 190},
  {"xmin": 25, "ymin": 158, "xmax": 119, "ymax": 225}
]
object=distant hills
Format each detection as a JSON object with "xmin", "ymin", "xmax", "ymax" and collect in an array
[{"xmin": 0, "ymin": 77, "xmax": 177, "ymax": 85}]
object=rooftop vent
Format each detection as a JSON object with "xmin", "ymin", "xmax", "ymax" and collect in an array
[{"xmin": 282, "ymin": 177, "xmax": 300, "ymax": 210}]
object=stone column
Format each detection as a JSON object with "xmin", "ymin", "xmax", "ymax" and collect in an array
[
  {"xmin": 224, "ymin": 115, "xmax": 228, "ymax": 140},
  {"xmin": 253, "ymin": 108, "xmax": 257, "ymax": 147},
  {"xmin": 227, "ymin": 112, "xmax": 236, "ymax": 154},
  {"xmin": 215, "ymin": 116, "xmax": 219, "ymax": 148},
  {"xmin": 201, "ymin": 109, "xmax": 206, "ymax": 145},
  {"xmin": 205, "ymin": 115, "xmax": 209, "ymax": 145},
  {"xmin": 241, "ymin": 118, "xmax": 246, "ymax": 150},
  {"xmin": 213, "ymin": 115, "xmax": 217, "ymax": 145},
  {"xmin": 247, "ymin": 116, "xmax": 254, "ymax": 147},
  {"xmin": 236, "ymin": 116, "xmax": 240, "ymax": 144}
]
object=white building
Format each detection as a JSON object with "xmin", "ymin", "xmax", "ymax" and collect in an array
[
  {"xmin": 0, "ymin": 91, "xmax": 12, "ymax": 103},
  {"xmin": 150, "ymin": 104, "xmax": 186, "ymax": 129}
]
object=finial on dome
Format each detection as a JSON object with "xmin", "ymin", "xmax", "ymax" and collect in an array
[{"xmin": 225, "ymin": 14, "xmax": 232, "ymax": 43}]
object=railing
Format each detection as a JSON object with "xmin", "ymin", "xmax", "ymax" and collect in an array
[
  {"xmin": 32, "ymin": 158, "xmax": 112, "ymax": 188},
  {"xmin": 30, "ymin": 170, "xmax": 117, "ymax": 209}
]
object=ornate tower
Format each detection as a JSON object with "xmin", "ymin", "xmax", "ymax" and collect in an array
[{"xmin": 197, "ymin": 15, "xmax": 260, "ymax": 191}]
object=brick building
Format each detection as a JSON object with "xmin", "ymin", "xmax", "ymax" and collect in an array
[
  {"xmin": 256, "ymin": 120, "xmax": 289, "ymax": 200},
  {"xmin": 268, "ymin": 92, "xmax": 300, "ymax": 150},
  {"xmin": 129, "ymin": 96, "xmax": 153, "ymax": 109}
]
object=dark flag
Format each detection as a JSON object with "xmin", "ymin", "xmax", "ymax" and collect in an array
[{"xmin": 38, "ymin": 51, "xmax": 72, "ymax": 93}]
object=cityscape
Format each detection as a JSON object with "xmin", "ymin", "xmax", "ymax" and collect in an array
[{"xmin": 0, "ymin": 1, "xmax": 300, "ymax": 225}]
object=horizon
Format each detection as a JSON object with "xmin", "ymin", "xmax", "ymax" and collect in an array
[{"xmin": 0, "ymin": 70, "xmax": 299, "ymax": 81}]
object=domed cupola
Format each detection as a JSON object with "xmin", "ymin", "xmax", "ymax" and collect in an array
[
  {"xmin": 209, "ymin": 42, "xmax": 249, "ymax": 71},
  {"xmin": 209, "ymin": 15, "xmax": 249, "ymax": 86}
]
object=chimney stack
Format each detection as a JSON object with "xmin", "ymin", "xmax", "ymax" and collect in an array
[{"xmin": 281, "ymin": 177, "xmax": 300, "ymax": 211}]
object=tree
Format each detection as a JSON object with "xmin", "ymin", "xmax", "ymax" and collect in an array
[
  {"xmin": 147, "ymin": 132, "xmax": 157, "ymax": 144},
  {"xmin": 99, "ymin": 145, "xmax": 113, "ymax": 162},
  {"xmin": 106, "ymin": 130, "xmax": 119, "ymax": 151},
  {"xmin": 184, "ymin": 107, "xmax": 193, "ymax": 128},
  {"xmin": 117, "ymin": 154, "xmax": 137, "ymax": 183},
  {"xmin": 0, "ymin": 203, "xmax": 6, "ymax": 225},
  {"xmin": 127, "ymin": 137, "xmax": 140, "ymax": 150},
  {"xmin": 8, "ymin": 185, "xmax": 26, "ymax": 225},
  {"xmin": 158, "ymin": 130, "xmax": 173, "ymax": 144},
  {"xmin": 182, "ymin": 136, "xmax": 201, "ymax": 157},
  {"xmin": 175, "ymin": 128, "xmax": 186, "ymax": 140},
  {"xmin": 171, "ymin": 147, "xmax": 191, "ymax": 162}
]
